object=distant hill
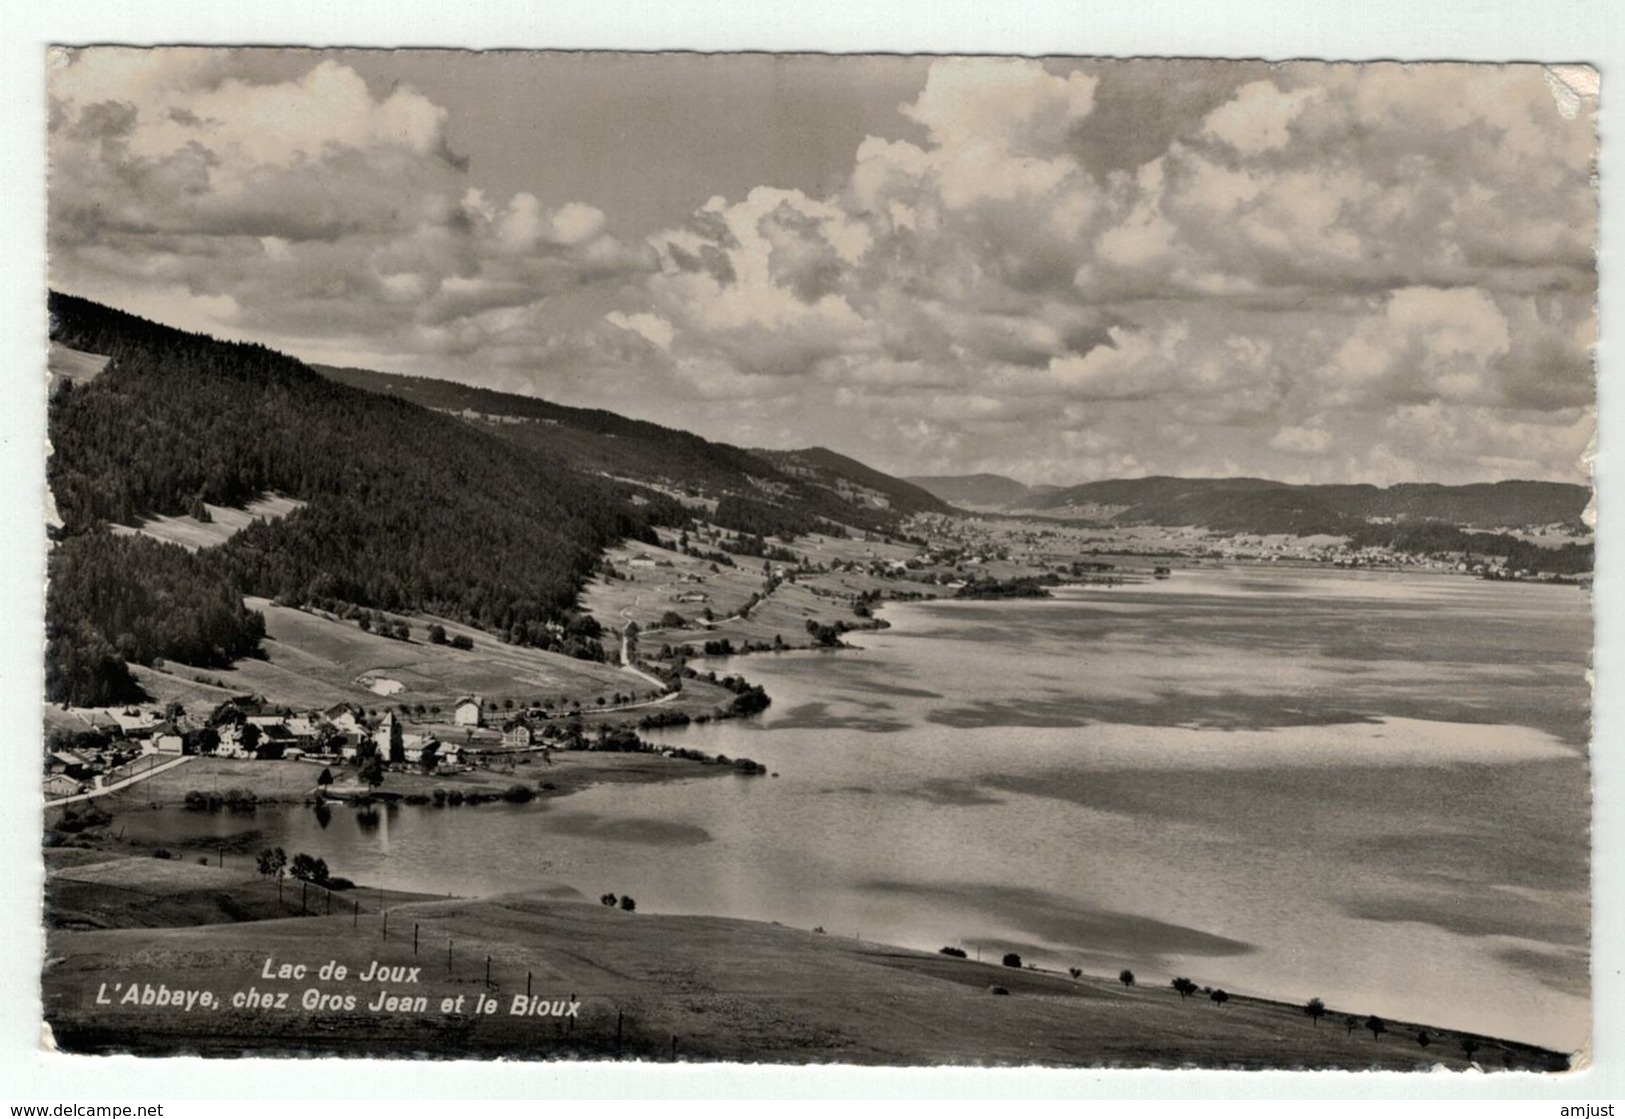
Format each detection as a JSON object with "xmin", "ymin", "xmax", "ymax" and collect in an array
[
  {"xmin": 1025, "ymin": 476, "xmax": 1591, "ymax": 533},
  {"xmin": 758, "ymin": 447, "xmax": 953, "ymax": 517},
  {"xmin": 907, "ymin": 473, "xmax": 1036, "ymax": 508},
  {"xmin": 1309, "ymin": 481, "xmax": 1592, "ymax": 529},
  {"xmin": 314, "ymin": 365, "xmax": 939, "ymax": 535}
]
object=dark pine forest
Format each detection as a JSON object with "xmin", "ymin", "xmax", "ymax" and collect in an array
[{"xmin": 46, "ymin": 292, "xmax": 680, "ymax": 706}]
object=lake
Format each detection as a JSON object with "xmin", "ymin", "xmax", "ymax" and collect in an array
[{"xmin": 116, "ymin": 566, "xmax": 1593, "ymax": 1052}]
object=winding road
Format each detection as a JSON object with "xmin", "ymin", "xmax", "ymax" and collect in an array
[{"xmin": 46, "ymin": 753, "xmax": 193, "ymax": 807}]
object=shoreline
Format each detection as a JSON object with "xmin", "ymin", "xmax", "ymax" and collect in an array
[
  {"xmin": 40, "ymin": 851, "xmax": 1570, "ymax": 1069},
  {"xmin": 47, "ymin": 748, "xmax": 737, "ymax": 825}
]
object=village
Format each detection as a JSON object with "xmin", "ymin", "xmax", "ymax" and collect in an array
[
  {"xmin": 902, "ymin": 514, "xmax": 1593, "ymax": 585},
  {"xmin": 44, "ymin": 691, "xmax": 643, "ymax": 804}
]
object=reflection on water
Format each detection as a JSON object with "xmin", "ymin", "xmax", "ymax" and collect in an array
[{"xmin": 116, "ymin": 567, "xmax": 1591, "ymax": 1051}]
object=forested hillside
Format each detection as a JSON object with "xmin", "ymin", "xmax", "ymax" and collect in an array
[
  {"xmin": 907, "ymin": 473, "xmax": 1037, "ymax": 508},
  {"xmin": 314, "ymin": 364, "xmax": 934, "ymax": 534},
  {"xmin": 46, "ymin": 292, "xmax": 680, "ymax": 706},
  {"xmin": 756, "ymin": 447, "xmax": 953, "ymax": 518}
]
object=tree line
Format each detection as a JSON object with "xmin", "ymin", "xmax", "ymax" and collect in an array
[{"xmin": 712, "ymin": 494, "xmax": 820, "ymax": 542}]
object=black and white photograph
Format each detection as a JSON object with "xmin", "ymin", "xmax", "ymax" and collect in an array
[{"xmin": 33, "ymin": 39, "xmax": 1599, "ymax": 1077}]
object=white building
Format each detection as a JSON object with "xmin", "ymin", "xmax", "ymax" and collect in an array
[{"xmin": 454, "ymin": 697, "xmax": 483, "ymax": 727}]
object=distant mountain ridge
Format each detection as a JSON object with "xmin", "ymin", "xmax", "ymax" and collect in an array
[
  {"xmin": 756, "ymin": 446, "xmax": 952, "ymax": 518},
  {"xmin": 314, "ymin": 364, "xmax": 948, "ymax": 533},
  {"xmin": 906, "ymin": 473, "xmax": 1040, "ymax": 508},
  {"xmin": 909, "ymin": 473, "xmax": 1590, "ymax": 535}
]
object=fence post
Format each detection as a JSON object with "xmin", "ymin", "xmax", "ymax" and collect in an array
[
  {"xmin": 383, "ymin": 910, "xmax": 388, "ymax": 940},
  {"xmin": 414, "ymin": 923, "xmax": 419, "ymax": 955},
  {"xmin": 670, "ymin": 1034, "xmax": 677, "ymax": 1062},
  {"xmin": 485, "ymin": 956, "xmax": 491, "ymax": 987},
  {"xmin": 526, "ymin": 971, "xmax": 532, "ymax": 998},
  {"xmin": 447, "ymin": 938, "xmax": 453, "ymax": 972}
]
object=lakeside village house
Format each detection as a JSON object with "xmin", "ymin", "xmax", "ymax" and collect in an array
[{"xmin": 47, "ymin": 700, "xmax": 480, "ymax": 792}]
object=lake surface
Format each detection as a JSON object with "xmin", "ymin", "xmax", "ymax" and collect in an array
[{"xmin": 118, "ymin": 566, "xmax": 1593, "ymax": 1051}]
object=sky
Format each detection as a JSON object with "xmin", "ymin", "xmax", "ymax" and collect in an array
[{"xmin": 46, "ymin": 48, "xmax": 1599, "ymax": 487}]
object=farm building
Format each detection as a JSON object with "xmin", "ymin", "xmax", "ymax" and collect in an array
[
  {"xmin": 454, "ymin": 697, "xmax": 483, "ymax": 727},
  {"xmin": 256, "ymin": 724, "xmax": 297, "ymax": 759},
  {"xmin": 109, "ymin": 708, "xmax": 162, "ymax": 738},
  {"xmin": 323, "ymin": 703, "xmax": 364, "ymax": 732},
  {"xmin": 402, "ymin": 734, "xmax": 438, "ymax": 766},
  {"xmin": 44, "ymin": 774, "xmax": 83, "ymax": 798}
]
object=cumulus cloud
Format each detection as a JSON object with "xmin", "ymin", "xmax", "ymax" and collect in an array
[
  {"xmin": 48, "ymin": 48, "xmax": 651, "ymax": 370},
  {"xmin": 47, "ymin": 52, "xmax": 1597, "ymax": 486},
  {"xmin": 1202, "ymin": 80, "xmax": 1323, "ymax": 153},
  {"xmin": 608, "ymin": 58, "xmax": 1595, "ymax": 484},
  {"xmin": 606, "ymin": 311, "xmax": 675, "ymax": 351}
]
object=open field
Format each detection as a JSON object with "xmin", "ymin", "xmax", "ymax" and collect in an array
[
  {"xmin": 40, "ymin": 855, "xmax": 1567, "ymax": 1069},
  {"xmin": 131, "ymin": 598, "xmax": 642, "ymax": 714},
  {"xmin": 672, "ymin": 581, "xmax": 881, "ymax": 651},
  {"xmin": 48, "ymin": 341, "xmax": 111, "ymax": 390},
  {"xmin": 584, "ymin": 533, "xmax": 923, "ymax": 654},
  {"xmin": 43, "ymin": 849, "xmax": 441, "ymax": 931},
  {"xmin": 777, "ymin": 531, "xmax": 924, "ymax": 568},
  {"xmin": 110, "ymin": 492, "xmax": 306, "ymax": 552},
  {"xmin": 582, "ymin": 539, "xmax": 775, "ymax": 631}
]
